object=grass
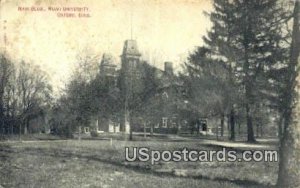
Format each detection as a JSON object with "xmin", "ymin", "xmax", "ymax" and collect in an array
[
  {"xmin": 0, "ymin": 139, "xmax": 278, "ymax": 188},
  {"xmin": 0, "ymin": 133, "xmax": 65, "ymax": 141}
]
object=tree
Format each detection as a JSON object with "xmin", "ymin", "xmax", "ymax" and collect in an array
[
  {"xmin": 17, "ymin": 62, "xmax": 52, "ymax": 134},
  {"xmin": 183, "ymin": 46, "xmax": 238, "ymax": 140},
  {"xmin": 56, "ymin": 51, "xmax": 103, "ymax": 137},
  {"xmin": 0, "ymin": 54, "xmax": 14, "ymax": 134},
  {"xmin": 3, "ymin": 64, "xmax": 18, "ymax": 134},
  {"xmin": 120, "ymin": 61, "xmax": 159, "ymax": 140},
  {"xmin": 277, "ymin": 1, "xmax": 300, "ymax": 187},
  {"xmin": 0, "ymin": 55, "xmax": 52, "ymax": 135},
  {"xmin": 203, "ymin": 0, "xmax": 288, "ymax": 142}
]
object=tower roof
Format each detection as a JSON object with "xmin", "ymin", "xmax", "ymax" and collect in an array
[
  {"xmin": 100, "ymin": 53, "xmax": 116, "ymax": 66},
  {"xmin": 122, "ymin": 40, "xmax": 141, "ymax": 57}
]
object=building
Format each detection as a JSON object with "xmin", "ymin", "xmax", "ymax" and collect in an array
[
  {"xmin": 119, "ymin": 40, "xmax": 143, "ymax": 133},
  {"xmin": 88, "ymin": 39, "xmax": 211, "ymax": 134},
  {"xmin": 89, "ymin": 53, "xmax": 120, "ymax": 133}
]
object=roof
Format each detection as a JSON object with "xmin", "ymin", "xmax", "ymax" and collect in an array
[
  {"xmin": 122, "ymin": 40, "xmax": 141, "ymax": 57},
  {"xmin": 100, "ymin": 53, "xmax": 116, "ymax": 66}
]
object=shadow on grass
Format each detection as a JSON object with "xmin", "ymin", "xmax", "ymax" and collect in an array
[
  {"xmin": 3, "ymin": 146, "xmax": 276, "ymax": 188},
  {"xmin": 0, "ymin": 144, "xmax": 14, "ymax": 187},
  {"xmin": 0, "ymin": 143, "xmax": 14, "ymax": 164}
]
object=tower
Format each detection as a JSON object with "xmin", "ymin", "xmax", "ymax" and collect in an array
[
  {"xmin": 121, "ymin": 40, "xmax": 141, "ymax": 70},
  {"xmin": 164, "ymin": 61, "xmax": 173, "ymax": 75},
  {"xmin": 120, "ymin": 39, "xmax": 141, "ymax": 133},
  {"xmin": 97, "ymin": 53, "xmax": 118, "ymax": 132},
  {"xmin": 100, "ymin": 53, "xmax": 117, "ymax": 87}
]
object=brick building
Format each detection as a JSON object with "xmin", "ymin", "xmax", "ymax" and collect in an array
[{"xmin": 88, "ymin": 39, "xmax": 209, "ymax": 134}]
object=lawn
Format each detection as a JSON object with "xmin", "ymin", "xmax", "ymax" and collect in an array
[{"xmin": 0, "ymin": 138, "xmax": 278, "ymax": 188}]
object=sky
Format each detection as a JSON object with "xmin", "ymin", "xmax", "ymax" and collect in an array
[{"xmin": 0, "ymin": 0, "xmax": 213, "ymax": 94}]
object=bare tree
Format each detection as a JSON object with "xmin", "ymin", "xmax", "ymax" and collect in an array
[
  {"xmin": 17, "ymin": 62, "xmax": 52, "ymax": 134},
  {"xmin": 0, "ymin": 54, "xmax": 15, "ymax": 134}
]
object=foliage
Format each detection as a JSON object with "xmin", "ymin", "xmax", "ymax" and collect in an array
[
  {"xmin": 0, "ymin": 54, "xmax": 52, "ymax": 134},
  {"xmin": 183, "ymin": 0, "xmax": 290, "ymax": 142}
]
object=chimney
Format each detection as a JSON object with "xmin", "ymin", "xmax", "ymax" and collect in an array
[{"xmin": 164, "ymin": 62, "xmax": 173, "ymax": 75}]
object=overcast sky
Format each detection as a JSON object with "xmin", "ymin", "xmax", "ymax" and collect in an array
[{"xmin": 0, "ymin": 0, "xmax": 213, "ymax": 93}]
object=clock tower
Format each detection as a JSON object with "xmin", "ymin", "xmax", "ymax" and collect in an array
[{"xmin": 120, "ymin": 39, "xmax": 141, "ymax": 133}]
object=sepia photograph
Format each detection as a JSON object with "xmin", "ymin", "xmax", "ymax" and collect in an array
[{"xmin": 0, "ymin": 0, "xmax": 300, "ymax": 187}]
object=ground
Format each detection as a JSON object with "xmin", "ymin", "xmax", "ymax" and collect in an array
[{"xmin": 0, "ymin": 135, "xmax": 278, "ymax": 188}]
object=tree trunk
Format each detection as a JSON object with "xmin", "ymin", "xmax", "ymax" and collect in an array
[
  {"xmin": 246, "ymin": 104, "xmax": 255, "ymax": 142},
  {"xmin": 78, "ymin": 126, "xmax": 81, "ymax": 141},
  {"xmin": 150, "ymin": 124, "xmax": 154, "ymax": 136},
  {"xmin": 229, "ymin": 109, "xmax": 235, "ymax": 141},
  {"xmin": 197, "ymin": 122, "xmax": 200, "ymax": 135},
  {"xmin": 277, "ymin": 1, "xmax": 300, "ymax": 187},
  {"xmin": 129, "ymin": 126, "xmax": 133, "ymax": 140},
  {"xmin": 216, "ymin": 123, "xmax": 219, "ymax": 140},
  {"xmin": 221, "ymin": 113, "xmax": 224, "ymax": 137},
  {"xmin": 278, "ymin": 115, "xmax": 283, "ymax": 139},
  {"xmin": 0, "ymin": 104, "xmax": 3, "ymax": 136},
  {"xmin": 242, "ymin": 12, "xmax": 256, "ymax": 143},
  {"xmin": 256, "ymin": 123, "xmax": 259, "ymax": 138},
  {"xmin": 143, "ymin": 122, "xmax": 146, "ymax": 138},
  {"xmin": 227, "ymin": 115, "xmax": 230, "ymax": 132},
  {"xmin": 277, "ymin": 109, "xmax": 300, "ymax": 187},
  {"xmin": 24, "ymin": 119, "xmax": 29, "ymax": 135},
  {"xmin": 128, "ymin": 115, "xmax": 133, "ymax": 140},
  {"xmin": 10, "ymin": 123, "xmax": 13, "ymax": 135},
  {"xmin": 1, "ymin": 118, "xmax": 4, "ymax": 135},
  {"xmin": 19, "ymin": 123, "xmax": 21, "ymax": 141}
]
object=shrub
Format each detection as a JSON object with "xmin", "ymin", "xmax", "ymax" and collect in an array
[{"xmin": 90, "ymin": 131, "xmax": 99, "ymax": 137}]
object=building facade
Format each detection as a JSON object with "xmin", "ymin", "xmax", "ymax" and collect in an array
[{"xmin": 87, "ymin": 39, "xmax": 210, "ymax": 134}]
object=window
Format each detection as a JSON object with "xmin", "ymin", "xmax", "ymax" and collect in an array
[
  {"xmin": 171, "ymin": 119, "xmax": 177, "ymax": 128},
  {"xmin": 130, "ymin": 60, "xmax": 136, "ymax": 68},
  {"xmin": 84, "ymin": 127, "xmax": 90, "ymax": 133},
  {"xmin": 162, "ymin": 117, "xmax": 168, "ymax": 128}
]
